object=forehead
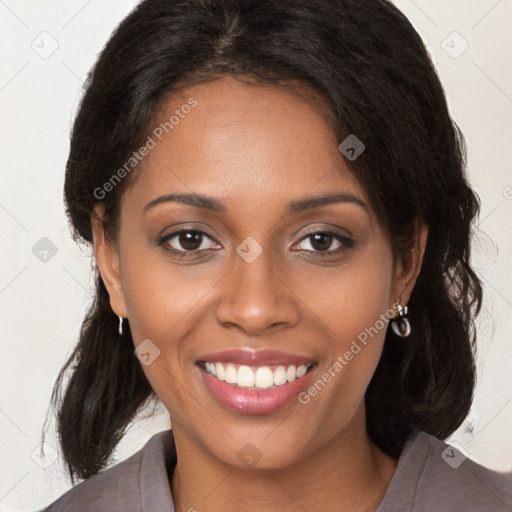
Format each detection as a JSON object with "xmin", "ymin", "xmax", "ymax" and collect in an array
[{"xmin": 123, "ymin": 75, "xmax": 368, "ymax": 211}]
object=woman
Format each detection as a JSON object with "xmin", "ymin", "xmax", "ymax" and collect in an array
[{"xmin": 40, "ymin": 0, "xmax": 512, "ymax": 510}]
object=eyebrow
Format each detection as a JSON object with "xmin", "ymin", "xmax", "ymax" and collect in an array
[{"xmin": 142, "ymin": 191, "xmax": 367, "ymax": 215}]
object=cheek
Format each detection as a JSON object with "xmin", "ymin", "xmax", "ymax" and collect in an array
[
  {"xmin": 294, "ymin": 244, "xmax": 394, "ymax": 415},
  {"xmin": 330, "ymin": 265, "xmax": 392, "ymax": 349},
  {"xmin": 120, "ymin": 249, "xmax": 210, "ymax": 341},
  {"xmin": 119, "ymin": 248, "xmax": 219, "ymax": 392},
  {"xmin": 119, "ymin": 253, "xmax": 208, "ymax": 411},
  {"xmin": 302, "ymin": 242, "xmax": 394, "ymax": 349}
]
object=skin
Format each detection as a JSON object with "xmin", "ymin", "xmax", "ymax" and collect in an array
[{"xmin": 92, "ymin": 76, "xmax": 428, "ymax": 512}]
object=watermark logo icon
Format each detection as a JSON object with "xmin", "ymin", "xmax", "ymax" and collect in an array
[
  {"xmin": 32, "ymin": 237, "xmax": 58, "ymax": 263},
  {"xmin": 236, "ymin": 236, "xmax": 263, "ymax": 263},
  {"xmin": 31, "ymin": 31, "xmax": 59, "ymax": 60},
  {"xmin": 338, "ymin": 135, "xmax": 366, "ymax": 161},
  {"xmin": 134, "ymin": 339, "xmax": 161, "ymax": 366},
  {"xmin": 441, "ymin": 441, "xmax": 468, "ymax": 469},
  {"xmin": 441, "ymin": 32, "xmax": 469, "ymax": 60},
  {"xmin": 31, "ymin": 441, "xmax": 58, "ymax": 469},
  {"xmin": 237, "ymin": 442, "xmax": 263, "ymax": 467}
]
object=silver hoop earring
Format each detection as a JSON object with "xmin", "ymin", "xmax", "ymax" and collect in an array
[
  {"xmin": 391, "ymin": 302, "xmax": 411, "ymax": 337},
  {"xmin": 118, "ymin": 316, "xmax": 124, "ymax": 336}
]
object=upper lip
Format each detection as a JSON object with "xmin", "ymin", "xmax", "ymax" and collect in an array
[{"xmin": 196, "ymin": 348, "xmax": 316, "ymax": 366}]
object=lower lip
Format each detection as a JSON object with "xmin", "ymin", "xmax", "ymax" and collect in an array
[{"xmin": 198, "ymin": 364, "xmax": 317, "ymax": 415}]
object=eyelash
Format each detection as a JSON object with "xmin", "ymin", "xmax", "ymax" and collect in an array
[{"xmin": 157, "ymin": 228, "xmax": 354, "ymax": 259}]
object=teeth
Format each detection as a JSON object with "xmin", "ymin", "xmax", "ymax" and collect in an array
[
  {"xmin": 296, "ymin": 365, "xmax": 307, "ymax": 378},
  {"xmin": 225, "ymin": 365, "xmax": 237, "ymax": 384},
  {"xmin": 255, "ymin": 366, "xmax": 273, "ymax": 389},
  {"xmin": 273, "ymin": 366, "xmax": 287, "ymax": 385},
  {"xmin": 238, "ymin": 365, "xmax": 255, "ymax": 387},
  {"xmin": 203, "ymin": 362, "xmax": 313, "ymax": 389},
  {"xmin": 215, "ymin": 362, "xmax": 224, "ymax": 380}
]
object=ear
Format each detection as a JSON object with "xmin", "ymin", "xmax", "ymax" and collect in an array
[
  {"xmin": 390, "ymin": 223, "xmax": 429, "ymax": 309},
  {"xmin": 90, "ymin": 203, "xmax": 128, "ymax": 318}
]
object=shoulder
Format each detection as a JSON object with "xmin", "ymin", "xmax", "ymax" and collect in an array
[
  {"xmin": 39, "ymin": 429, "xmax": 175, "ymax": 512},
  {"xmin": 377, "ymin": 431, "xmax": 512, "ymax": 512}
]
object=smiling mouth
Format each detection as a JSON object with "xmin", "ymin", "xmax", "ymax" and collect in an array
[{"xmin": 197, "ymin": 361, "xmax": 317, "ymax": 390}]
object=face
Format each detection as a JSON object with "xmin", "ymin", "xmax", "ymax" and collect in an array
[{"xmin": 93, "ymin": 76, "xmax": 424, "ymax": 469}]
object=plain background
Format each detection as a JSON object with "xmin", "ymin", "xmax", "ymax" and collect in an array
[{"xmin": 1, "ymin": 0, "xmax": 511, "ymax": 510}]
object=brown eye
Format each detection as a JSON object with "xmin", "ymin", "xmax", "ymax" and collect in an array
[
  {"xmin": 159, "ymin": 229, "xmax": 221, "ymax": 253},
  {"xmin": 177, "ymin": 231, "xmax": 203, "ymax": 251},
  {"xmin": 294, "ymin": 231, "xmax": 352, "ymax": 254},
  {"xmin": 309, "ymin": 233, "xmax": 334, "ymax": 251}
]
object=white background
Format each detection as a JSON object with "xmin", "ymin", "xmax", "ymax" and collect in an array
[{"xmin": 1, "ymin": 1, "xmax": 511, "ymax": 510}]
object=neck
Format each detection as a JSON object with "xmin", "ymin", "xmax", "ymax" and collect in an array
[{"xmin": 169, "ymin": 408, "xmax": 397, "ymax": 512}]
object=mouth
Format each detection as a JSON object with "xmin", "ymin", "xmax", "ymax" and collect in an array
[
  {"xmin": 196, "ymin": 360, "xmax": 316, "ymax": 390},
  {"xmin": 195, "ymin": 352, "xmax": 318, "ymax": 415}
]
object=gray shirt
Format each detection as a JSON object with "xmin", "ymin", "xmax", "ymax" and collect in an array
[{"xmin": 40, "ymin": 429, "xmax": 512, "ymax": 511}]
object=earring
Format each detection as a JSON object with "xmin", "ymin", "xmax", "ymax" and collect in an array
[
  {"xmin": 118, "ymin": 316, "xmax": 124, "ymax": 336},
  {"xmin": 391, "ymin": 301, "xmax": 411, "ymax": 337}
]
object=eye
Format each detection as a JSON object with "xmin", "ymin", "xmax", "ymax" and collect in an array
[
  {"xmin": 158, "ymin": 229, "xmax": 221, "ymax": 253},
  {"xmin": 292, "ymin": 231, "xmax": 353, "ymax": 255}
]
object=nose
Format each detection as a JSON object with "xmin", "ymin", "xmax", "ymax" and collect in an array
[{"xmin": 215, "ymin": 245, "xmax": 301, "ymax": 336}]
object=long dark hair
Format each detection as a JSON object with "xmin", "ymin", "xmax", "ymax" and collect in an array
[{"xmin": 42, "ymin": 0, "xmax": 483, "ymax": 483}]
